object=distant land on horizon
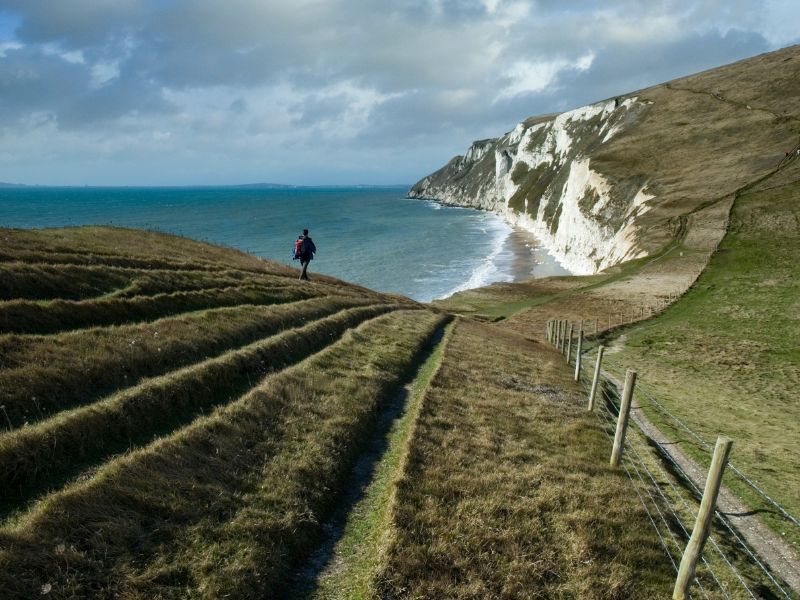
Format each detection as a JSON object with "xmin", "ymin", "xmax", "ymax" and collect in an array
[{"xmin": 0, "ymin": 182, "xmax": 411, "ymax": 190}]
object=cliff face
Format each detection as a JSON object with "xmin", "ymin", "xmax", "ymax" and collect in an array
[{"xmin": 409, "ymin": 44, "xmax": 800, "ymax": 275}]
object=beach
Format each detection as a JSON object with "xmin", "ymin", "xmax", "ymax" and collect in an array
[{"xmin": 489, "ymin": 226, "xmax": 570, "ymax": 289}]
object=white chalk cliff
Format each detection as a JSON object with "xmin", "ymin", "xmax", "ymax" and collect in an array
[{"xmin": 409, "ymin": 97, "xmax": 654, "ymax": 274}]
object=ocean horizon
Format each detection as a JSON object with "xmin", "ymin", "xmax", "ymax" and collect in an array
[{"xmin": 0, "ymin": 185, "xmax": 569, "ymax": 302}]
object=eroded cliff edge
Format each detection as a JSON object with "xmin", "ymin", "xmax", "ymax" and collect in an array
[{"xmin": 409, "ymin": 44, "xmax": 800, "ymax": 275}]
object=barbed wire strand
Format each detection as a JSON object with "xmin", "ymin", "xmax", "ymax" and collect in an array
[
  {"xmin": 653, "ymin": 428, "xmax": 790, "ymax": 600},
  {"xmin": 598, "ymin": 359, "xmax": 800, "ymax": 530},
  {"xmin": 582, "ymin": 359, "xmax": 751, "ymax": 599},
  {"xmin": 593, "ymin": 400, "xmax": 716, "ymax": 599},
  {"xmin": 591, "ymin": 397, "xmax": 683, "ymax": 577},
  {"xmin": 603, "ymin": 396, "xmax": 742, "ymax": 600},
  {"xmin": 583, "ymin": 354, "xmax": 791, "ymax": 599},
  {"xmin": 630, "ymin": 374, "xmax": 800, "ymax": 530},
  {"xmin": 559, "ymin": 337, "xmax": 794, "ymax": 598},
  {"xmin": 628, "ymin": 429, "xmax": 755, "ymax": 600}
]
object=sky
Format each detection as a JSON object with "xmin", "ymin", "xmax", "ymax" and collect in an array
[{"xmin": 0, "ymin": 0, "xmax": 797, "ymax": 186}]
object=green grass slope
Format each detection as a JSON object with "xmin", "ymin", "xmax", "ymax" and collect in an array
[
  {"xmin": 603, "ymin": 163, "xmax": 800, "ymax": 548},
  {"xmin": 0, "ymin": 225, "xmax": 692, "ymax": 599}
]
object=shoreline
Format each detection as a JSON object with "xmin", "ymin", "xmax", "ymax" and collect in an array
[
  {"xmin": 498, "ymin": 227, "xmax": 572, "ymax": 285},
  {"xmin": 412, "ymin": 194, "xmax": 574, "ymax": 281}
]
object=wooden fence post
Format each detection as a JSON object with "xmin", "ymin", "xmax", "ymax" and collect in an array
[
  {"xmin": 574, "ymin": 329, "xmax": 583, "ymax": 382},
  {"xmin": 673, "ymin": 437, "xmax": 734, "ymax": 600},
  {"xmin": 556, "ymin": 320, "xmax": 562, "ymax": 350},
  {"xmin": 610, "ymin": 370, "xmax": 637, "ymax": 466},
  {"xmin": 559, "ymin": 320, "xmax": 566, "ymax": 352},
  {"xmin": 566, "ymin": 322, "xmax": 574, "ymax": 362},
  {"xmin": 608, "ymin": 313, "xmax": 611, "ymax": 330},
  {"xmin": 587, "ymin": 345, "xmax": 604, "ymax": 411}
]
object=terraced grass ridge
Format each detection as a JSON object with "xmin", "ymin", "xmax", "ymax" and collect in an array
[
  {"xmin": 0, "ymin": 226, "xmax": 687, "ymax": 598},
  {"xmin": 0, "ymin": 227, "xmax": 432, "ymax": 596}
]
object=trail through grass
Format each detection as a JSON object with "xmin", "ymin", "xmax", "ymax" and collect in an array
[{"xmin": 294, "ymin": 320, "xmax": 455, "ymax": 600}]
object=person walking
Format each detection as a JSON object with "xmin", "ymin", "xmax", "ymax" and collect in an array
[{"xmin": 296, "ymin": 229, "xmax": 316, "ymax": 280}]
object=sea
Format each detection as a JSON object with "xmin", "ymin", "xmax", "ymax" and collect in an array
[{"xmin": 0, "ymin": 185, "xmax": 568, "ymax": 303}]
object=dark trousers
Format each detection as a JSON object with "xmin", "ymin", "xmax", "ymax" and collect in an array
[{"xmin": 299, "ymin": 259, "xmax": 310, "ymax": 280}]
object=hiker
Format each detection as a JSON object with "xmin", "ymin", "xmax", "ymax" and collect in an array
[{"xmin": 294, "ymin": 229, "xmax": 316, "ymax": 280}]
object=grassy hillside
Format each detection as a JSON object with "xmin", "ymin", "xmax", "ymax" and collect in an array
[
  {"xmin": 602, "ymin": 163, "xmax": 800, "ymax": 548},
  {"xmin": 0, "ymin": 226, "xmax": 687, "ymax": 598},
  {"xmin": 432, "ymin": 155, "xmax": 800, "ymax": 595},
  {"xmin": 0, "ymin": 227, "xmax": 441, "ymax": 597}
]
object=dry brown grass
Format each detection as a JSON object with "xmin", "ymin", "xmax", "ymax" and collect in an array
[
  {"xmin": 0, "ymin": 262, "xmax": 296, "ymax": 302},
  {"xmin": 0, "ymin": 303, "xmax": 397, "ymax": 515},
  {"xmin": 376, "ymin": 319, "xmax": 674, "ymax": 599},
  {"xmin": 0, "ymin": 284, "xmax": 326, "ymax": 334}
]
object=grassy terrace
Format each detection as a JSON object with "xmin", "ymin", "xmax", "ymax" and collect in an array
[
  {"xmin": 0, "ymin": 310, "xmax": 446, "ymax": 598},
  {"xmin": 0, "ymin": 262, "xmax": 293, "ymax": 301},
  {"xmin": 0, "ymin": 296, "xmax": 376, "ymax": 426},
  {"xmin": 0, "ymin": 227, "xmax": 452, "ymax": 598},
  {"xmin": 0, "ymin": 304, "xmax": 397, "ymax": 516},
  {"xmin": 0, "ymin": 225, "xmax": 732, "ymax": 598}
]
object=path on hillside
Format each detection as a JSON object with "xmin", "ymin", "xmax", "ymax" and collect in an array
[
  {"xmin": 600, "ymin": 363, "xmax": 800, "ymax": 596},
  {"xmin": 288, "ymin": 322, "xmax": 452, "ymax": 599}
]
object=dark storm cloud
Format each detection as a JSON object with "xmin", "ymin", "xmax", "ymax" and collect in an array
[{"xmin": 0, "ymin": 0, "xmax": 796, "ymax": 185}]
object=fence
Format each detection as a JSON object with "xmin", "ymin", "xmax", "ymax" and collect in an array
[{"xmin": 545, "ymin": 318, "xmax": 799, "ymax": 600}]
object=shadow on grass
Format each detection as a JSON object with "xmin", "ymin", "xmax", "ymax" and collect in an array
[{"xmin": 288, "ymin": 324, "xmax": 448, "ymax": 599}]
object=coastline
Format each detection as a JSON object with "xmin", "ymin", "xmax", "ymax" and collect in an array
[
  {"xmin": 412, "ymin": 195, "xmax": 573, "ymax": 282},
  {"xmin": 503, "ymin": 227, "xmax": 571, "ymax": 283}
]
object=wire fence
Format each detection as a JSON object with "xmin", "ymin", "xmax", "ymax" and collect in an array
[
  {"xmin": 601, "ymin": 363, "xmax": 800, "ymax": 532},
  {"xmin": 545, "ymin": 319, "xmax": 798, "ymax": 600}
]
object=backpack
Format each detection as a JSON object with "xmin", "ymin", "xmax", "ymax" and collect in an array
[{"xmin": 292, "ymin": 238, "xmax": 303, "ymax": 260}]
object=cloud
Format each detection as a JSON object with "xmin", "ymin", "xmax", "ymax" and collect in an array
[
  {"xmin": 0, "ymin": 0, "xmax": 795, "ymax": 185},
  {"xmin": 495, "ymin": 53, "xmax": 595, "ymax": 100}
]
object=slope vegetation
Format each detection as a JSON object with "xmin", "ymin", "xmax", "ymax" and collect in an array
[
  {"xmin": 0, "ymin": 226, "xmax": 450, "ymax": 598},
  {"xmin": 602, "ymin": 162, "xmax": 800, "ymax": 547},
  {"xmin": 0, "ymin": 225, "xmax": 689, "ymax": 599}
]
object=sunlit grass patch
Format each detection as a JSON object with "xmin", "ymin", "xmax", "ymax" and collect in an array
[{"xmin": 376, "ymin": 319, "xmax": 675, "ymax": 599}]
